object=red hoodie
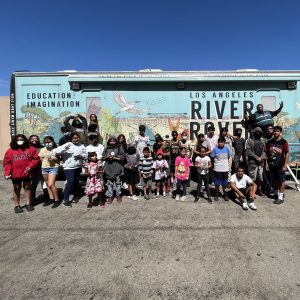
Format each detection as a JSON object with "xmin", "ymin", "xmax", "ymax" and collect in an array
[{"xmin": 3, "ymin": 146, "xmax": 40, "ymax": 180}]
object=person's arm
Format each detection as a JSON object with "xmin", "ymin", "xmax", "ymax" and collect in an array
[
  {"xmin": 272, "ymin": 101, "xmax": 284, "ymax": 116},
  {"xmin": 283, "ymin": 141, "xmax": 289, "ymax": 171},
  {"xmin": 78, "ymin": 114, "xmax": 88, "ymax": 131},
  {"xmin": 27, "ymin": 148, "xmax": 41, "ymax": 172},
  {"xmin": 3, "ymin": 149, "xmax": 12, "ymax": 178}
]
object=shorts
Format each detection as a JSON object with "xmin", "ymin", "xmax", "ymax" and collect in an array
[
  {"xmin": 155, "ymin": 177, "xmax": 166, "ymax": 183},
  {"xmin": 42, "ymin": 167, "xmax": 59, "ymax": 175},
  {"xmin": 214, "ymin": 171, "xmax": 228, "ymax": 186},
  {"xmin": 12, "ymin": 178, "xmax": 31, "ymax": 184},
  {"xmin": 268, "ymin": 167, "xmax": 286, "ymax": 183},
  {"xmin": 142, "ymin": 176, "xmax": 153, "ymax": 187},
  {"xmin": 248, "ymin": 163, "xmax": 263, "ymax": 181}
]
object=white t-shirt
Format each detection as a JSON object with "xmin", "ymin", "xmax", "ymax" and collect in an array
[
  {"xmin": 195, "ymin": 156, "xmax": 211, "ymax": 175},
  {"xmin": 230, "ymin": 174, "xmax": 253, "ymax": 189},
  {"xmin": 86, "ymin": 144, "xmax": 104, "ymax": 159},
  {"xmin": 134, "ymin": 135, "xmax": 150, "ymax": 157}
]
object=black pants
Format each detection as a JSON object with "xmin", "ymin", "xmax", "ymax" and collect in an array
[
  {"xmin": 197, "ymin": 173, "xmax": 211, "ymax": 198},
  {"xmin": 176, "ymin": 179, "xmax": 188, "ymax": 196}
]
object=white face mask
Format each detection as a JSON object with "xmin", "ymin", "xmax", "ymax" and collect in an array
[
  {"xmin": 182, "ymin": 136, "xmax": 187, "ymax": 140},
  {"xmin": 17, "ymin": 140, "xmax": 24, "ymax": 146},
  {"xmin": 45, "ymin": 143, "xmax": 53, "ymax": 148}
]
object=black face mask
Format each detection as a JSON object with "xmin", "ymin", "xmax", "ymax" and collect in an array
[
  {"xmin": 254, "ymin": 132, "xmax": 262, "ymax": 138},
  {"xmin": 236, "ymin": 132, "xmax": 242, "ymax": 137}
]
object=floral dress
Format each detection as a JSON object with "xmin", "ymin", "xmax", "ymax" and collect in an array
[{"xmin": 84, "ymin": 161, "xmax": 104, "ymax": 195}]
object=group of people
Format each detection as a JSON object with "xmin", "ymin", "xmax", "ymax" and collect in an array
[{"xmin": 3, "ymin": 102, "xmax": 290, "ymax": 213}]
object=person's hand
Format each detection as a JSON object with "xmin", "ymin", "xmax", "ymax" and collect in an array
[
  {"xmin": 265, "ymin": 164, "xmax": 269, "ymax": 171},
  {"xmin": 256, "ymin": 157, "xmax": 262, "ymax": 162},
  {"xmin": 279, "ymin": 101, "xmax": 284, "ymax": 108},
  {"xmin": 24, "ymin": 167, "xmax": 31, "ymax": 174},
  {"xmin": 5, "ymin": 175, "xmax": 11, "ymax": 180},
  {"xmin": 65, "ymin": 143, "xmax": 71, "ymax": 151},
  {"xmin": 282, "ymin": 164, "xmax": 287, "ymax": 172}
]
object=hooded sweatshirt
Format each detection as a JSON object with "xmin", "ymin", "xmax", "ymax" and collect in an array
[
  {"xmin": 56, "ymin": 142, "xmax": 87, "ymax": 169},
  {"xmin": 3, "ymin": 146, "xmax": 40, "ymax": 179},
  {"xmin": 102, "ymin": 136, "xmax": 125, "ymax": 179}
]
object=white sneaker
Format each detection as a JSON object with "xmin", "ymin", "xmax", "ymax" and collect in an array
[
  {"xmin": 163, "ymin": 192, "xmax": 166, "ymax": 197},
  {"xmin": 248, "ymin": 202, "xmax": 257, "ymax": 210},
  {"xmin": 123, "ymin": 183, "xmax": 128, "ymax": 189},
  {"xmin": 127, "ymin": 195, "xmax": 133, "ymax": 200},
  {"xmin": 131, "ymin": 195, "xmax": 138, "ymax": 201},
  {"xmin": 242, "ymin": 203, "xmax": 249, "ymax": 210},
  {"xmin": 156, "ymin": 193, "xmax": 159, "ymax": 198},
  {"xmin": 175, "ymin": 195, "xmax": 180, "ymax": 201},
  {"xmin": 180, "ymin": 196, "xmax": 186, "ymax": 202}
]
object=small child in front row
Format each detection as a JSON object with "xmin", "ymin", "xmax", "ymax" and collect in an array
[
  {"xmin": 153, "ymin": 149, "xmax": 169, "ymax": 198},
  {"xmin": 138, "ymin": 147, "xmax": 154, "ymax": 200},
  {"xmin": 84, "ymin": 152, "xmax": 105, "ymax": 209},
  {"xmin": 174, "ymin": 147, "xmax": 191, "ymax": 201},
  {"xmin": 195, "ymin": 146, "xmax": 212, "ymax": 203}
]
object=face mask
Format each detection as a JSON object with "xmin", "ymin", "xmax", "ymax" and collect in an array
[
  {"xmin": 236, "ymin": 132, "xmax": 242, "ymax": 137},
  {"xmin": 17, "ymin": 140, "xmax": 24, "ymax": 146},
  {"xmin": 182, "ymin": 136, "xmax": 187, "ymax": 140},
  {"xmin": 45, "ymin": 143, "xmax": 53, "ymax": 148},
  {"xmin": 254, "ymin": 132, "xmax": 261, "ymax": 138},
  {"xmin": 63, "ymin": 132, "xmax": 70, "ymax": 136}
]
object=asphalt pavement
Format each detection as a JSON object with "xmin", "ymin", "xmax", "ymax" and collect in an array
[{"xmin": 0, "ymin": 173, "xmax": 299, "ymax": 300}]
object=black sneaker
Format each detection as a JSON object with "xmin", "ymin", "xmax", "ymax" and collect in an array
[
  {"xmin": 194, "ymin": 197, "xmax": 200, "ymax": 203},
  {"xmin": 63, "ymin": 201, "xmax": 72, "ymax": 208},
  {"xmin": 43, "ymin": 199, "xmax": 54, "ymax": 207},
  {"xmin": 214, "ymin": 195, "xmax": 219, "ymax": 201},
  {"xmin": 207, "ymin": 197, "xmax": 212, "ymax": 203},
  {"xmin": 51, "ymin": 201, "xmax": 61, "ymax": 208},
  {"xmin": 25, "ymin": 204, "xmax": 35, "ymax": 212},
  {"xmin": 274, "ymin": 199, "xmax": 284, "ymax": 205},
  {"xmin": 72, "ymin": 197, "xmax": 79, "ymax": 203},
  {"xmin": 224, "ymin": 193, "xmax": 229, "ymax": 201},
  {"xmin": 14, "ymin": 206, "xmax": 23, "ymax": 213}
]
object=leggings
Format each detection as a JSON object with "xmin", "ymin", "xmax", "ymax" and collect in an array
[
  {"xmin": 176, "ymin": 179, "xmax": 188, "ymax": 196},
  {"xmin": 197, "ymin": 173, "xmax": 211, "ymax": 198}
]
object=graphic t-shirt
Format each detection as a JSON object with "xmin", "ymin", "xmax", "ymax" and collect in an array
[
  {"xmin": 175, "ymin": 156, "xmax": 191, "ymax": 180},
  {"xmin": 153, "ymin": 159, "xmax": 169, "ymax": 180},
  {"xmin": 195, "ymin": 156, "xmax": 211, "ymax": 175},
  {"xmin": 265, "ymin": 138, "xmax": 289, "ymax": 167},
  {"xmin": 230, "ymin": 174, "xmax": 253, "ymax": 189},
  {"xmin": 134, "ymin": 135, "xmax": 150, "ymax": 158},
  {"xmin": 210, "ymin": 146, "xmax": 231, "ymax": 172},
  {"xmin": 39, "ymin": 147, "xmax": 59, "ymax": 168}
]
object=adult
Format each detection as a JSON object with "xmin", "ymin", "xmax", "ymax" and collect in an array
[
  {"xmin": 220, "ymin": 127, "xmax": 235, "ymax": 180},
  {"xmin": 230, "ymin": 167, "xmax": 257, "ymax": 210},
  {"xmin": 205, "ymin": 126, "xmax": 218, "ymax": 184},
  {"xmin": 246, "ymin": 102, "xmax": 283, "ymax": 133},
  {"xmin": 179, "ymin": 131, "xmax": 193, "ymax": 158},
  {"xmin": 232, "ymin": 128, "xmax": 246, "ymax": 171},
  {"xmin": 39, "ymin": 136, "xmax": 61, "ymax": 208},
  {"xmin": 88, "ymin": 114, "xmax": 100, "ymax": 132},
  {"xmin": 64, "ymin": 114, "xmax": 88, "ymax": 144},
  {"xmin": 56, "ymin": 132, "xmax": 87, "ymax": 207},
  {"xmin": 3, "ymin": 134, "xmax": 40, "ymax": 213},
  {"xmin": 59, "ymin": 126, "xmax": 72, "ymax": 146},
  {"xmin": 265, "ymin": 126, "xmax": 289, "ymax": 204},
  {"xmin": 245, "ymin": 127, "xmax": 267, "ymax": 197}
]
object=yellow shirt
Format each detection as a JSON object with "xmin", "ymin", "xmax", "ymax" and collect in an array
[{"xmin": 39, "ymin": 147, "xmax": 60, "ymax": 168}]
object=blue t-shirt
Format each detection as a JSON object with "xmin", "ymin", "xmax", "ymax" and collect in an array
[{"xmin": 210, "ymin": 146, "xmax": 231, "ymax": 172}]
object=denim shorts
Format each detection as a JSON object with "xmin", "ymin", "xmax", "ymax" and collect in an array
[{"xmin": 42, "ymin": 167, "xmax": 59, "ymax": 175}]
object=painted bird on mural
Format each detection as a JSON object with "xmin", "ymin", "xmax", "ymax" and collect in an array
[{"xmin": 113, "ymin": 92, "xmax": 148, "ymax": 116}]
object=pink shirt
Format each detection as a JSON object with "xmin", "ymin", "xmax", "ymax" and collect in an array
[{"xmin": 175, "ymin": 156, "xmax": 191, "ymax": 180}]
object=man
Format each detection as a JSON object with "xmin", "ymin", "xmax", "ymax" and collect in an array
[
  {"xmin": 220, "ymin": 127, "xmax": 235, "ymax": 180},
  {"xmin": 245, "ymin": 127, "xmax": 267, "ymax": 197},
  {"xmin": 246, "ymin": 102, "xmax": 283, "ymax": 132},
  {"xmin": 85, "ymin": 133, "xmax": 104, "ymax": 160},
  {"xmin": 264, "ymin": 124, "xmax": 274, "ymax": 141},
  {"xmin": 205, "ymin": 126, "xmax": 218, "ymax": 184},
  {"xmin": 265, "ymin": 126, "xmax": 289, "ymax": 204},
  {"xmin": 230, "ymin": 167, "xmax": 257, "ymax": 210}
]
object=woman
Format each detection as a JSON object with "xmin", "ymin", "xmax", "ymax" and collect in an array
[
  {"xmin": 56, "ymin": 132, "xmax": 87, "ymax": 207},
  {"xmin": 88, "ymin": 114, "xmax": 100, "ymax": 131},
  {"xmin": 28, "ymin": 134, "xmax": 46, "ymax": 203},
  {"xmin": 39, "ymin": 136, "xmax": 61, "ymax": 208},
  {"xmin": 3, "ymin": 134, "xmax": 40, "ymax": 213}
]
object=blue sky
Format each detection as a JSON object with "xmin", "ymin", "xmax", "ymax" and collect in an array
[{"xmin": 1, "ymin": 0, "xmax": 300, "ymax": 95}]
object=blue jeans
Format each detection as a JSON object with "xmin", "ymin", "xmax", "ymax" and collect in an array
[
  {"xmin": 63, "ymin": 168, "xmax": 81, "ymax": 202},
  {"xmin": 105, "ymin": 176, "xmax": 122, "ymax": 197}
]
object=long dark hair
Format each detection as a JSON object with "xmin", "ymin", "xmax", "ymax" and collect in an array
[
  {"xmin": 29, "ymin": 134, "xmax": 43, "ymax": 148},
  {"xmin": 43, "ymin": 136, "xmax": 58, "ymax": 148},
  {"xmin": 10, "ymin": 134, "xmax": 30, "ymax": 150}
]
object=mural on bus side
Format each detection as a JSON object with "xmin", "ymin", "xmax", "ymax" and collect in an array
[{"xmin": 16, "ymin": 88, "xmax": 300, "ymax": 159}]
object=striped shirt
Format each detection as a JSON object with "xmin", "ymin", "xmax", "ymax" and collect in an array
[{"xmin": 138, "ymin": 156, "xmax": 154, "ymax": 175}]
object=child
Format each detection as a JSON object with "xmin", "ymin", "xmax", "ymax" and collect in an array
[
  {"xmin": 102, "ymin": 135, "xmax": 125, "ymax": 203},
  {"xmin": 138, "ymin": 147, "xmax": 154, "ymax": 200},
  {"xmin": 210, "ymin": 137, "xmax": 231, "ymax": 201},
  {"xmin": 174, "ymin": 147, "xmax": 191, "ymax": 201},
  {"xmin": 195, "ymin": 146, "xmax": 212, "ymax": 203},
  {"xmin": 124, "ymin": 145, "xmax": 140, "ymax": 201},
  {"xmin": 39, "ymin": 136, "xmax": 61, "ymax": 208},
  {"xmin": 3, "ymin": 134, "xmax": 40, "ymax": 213},
  {"xmin": 84, "ymin": 152, "xmax": 105, "ymax": 209},
  {"xmin": 153, "ymin": 149, "xmax": 169, "ymax": 198}
]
